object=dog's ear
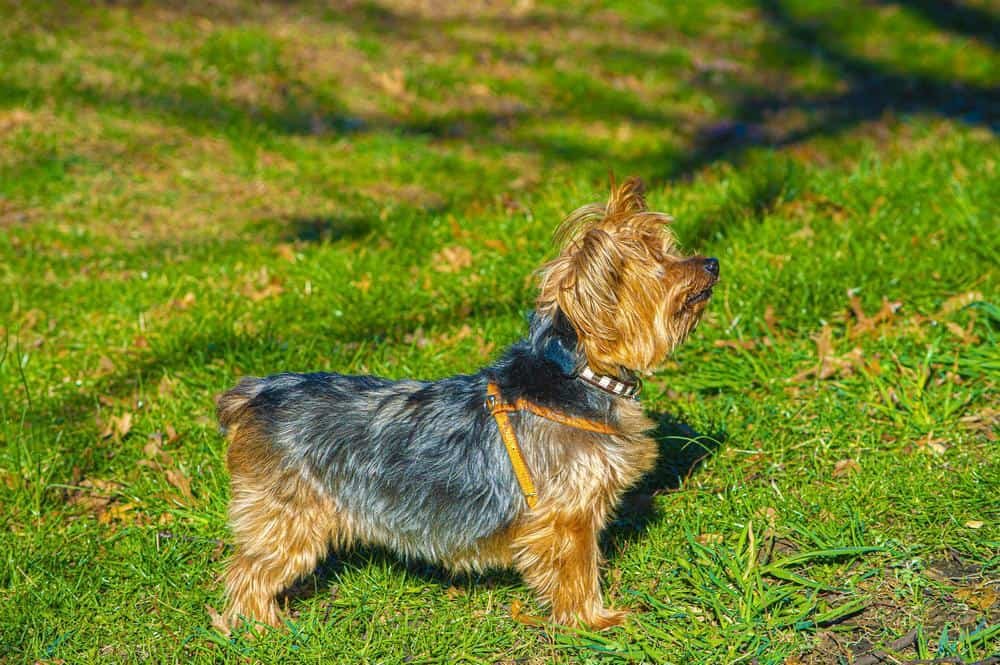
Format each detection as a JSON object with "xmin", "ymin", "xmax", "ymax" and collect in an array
[{"xmin": 538, "ymin": 228, "xmax": 633, "ymax": 373}]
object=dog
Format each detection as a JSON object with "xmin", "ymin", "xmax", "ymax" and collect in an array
[{"xmin": 217, "ymin": 176, "xmax": 719, "ymax": 631}]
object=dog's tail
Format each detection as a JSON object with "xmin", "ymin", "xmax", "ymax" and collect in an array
[{"xmin": 216, "ymin": 377, "xmax": 265, "ymax": 437}]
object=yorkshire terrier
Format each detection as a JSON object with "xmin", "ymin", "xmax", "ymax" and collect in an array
[{"xmin": 217, "ymin": 176, "xmax": 719, "ymax": 631}]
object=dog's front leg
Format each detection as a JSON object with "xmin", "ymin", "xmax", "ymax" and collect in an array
[{"xmin": 511, "ymin": 507, "xmax": 626, "ymax": 630}]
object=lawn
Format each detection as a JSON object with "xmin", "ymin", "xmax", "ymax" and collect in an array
[{"xmin": 1, "ymin": 1, "xmax": 997, "ymax": 663}]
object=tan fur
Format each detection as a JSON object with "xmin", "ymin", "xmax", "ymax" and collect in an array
[
  {"xmin": 223, "ymin": 418, "xmax": 343, "ymax": 628},
  {"xmin": 538, "ymin": 176, "xmax": 715, "ymax": 373},
  {"xmin": 505, "ymin": 399, "xmax": 656, "ymax": 627}
]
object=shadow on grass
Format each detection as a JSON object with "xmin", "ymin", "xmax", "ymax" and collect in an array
[
  {"xmin": 5, "ymin": 0, "xmax": 992, "ymax": 188},
  {"xmin": 675, "ymin": 0, "xmax": 999, "ymax": 178},
  {"xmin": 247, "ymin": 214, "xmax": 375, "ymax": 243},
  {"xmin": 603, "ymin": 412, "xmax": 725, "ymax": 559}
]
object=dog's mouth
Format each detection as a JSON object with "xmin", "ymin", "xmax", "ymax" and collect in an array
[{"xmin": 685, "ymin": 286, "xmax": 715, "ymax": 306}]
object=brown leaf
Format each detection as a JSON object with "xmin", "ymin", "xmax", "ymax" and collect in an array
[
  {"xmin": 763, "ymin": 305, "xmax": 783, "ymax": 340},
  {"xmin": 832, "ymin": 459, "xmax": 861, "ymax": 478},
  {"xmin": 143, "ymin": 432, "xmax": 164, "ymax": 459},
  {"xmin": 114, "ymin": 412, "xmax": 133, "ymax": 439},
  {"xmin": 276, "ymin": 243, "xmax": 297, "ymax": 263},
  {"xmin": 916, "ymin": 433, "xmax": 948, "ymax": 455},
  {"xmin": 165, "ymin": 469, "xmax": 193, "ymax": 501},
  {"xmin": 945, "ymin": 321, "xmax": 979, "ymax": 345},
  {"xmin": 172, "ymin": 292, "xmax": 196, "ymax": 310},
  {"xmin": 939, "ymin": 291, "xmax": 983, "ymax": 316},
  {"xmin": 165, "ymin": 423, "xmax": 179, "ymax": 444},
  {"xmin": 960, "ymin": 407, "xmax": 999, "ymax": 440},
  {"xmin": 98, "ymin": 502, "xmax": 137, "ymax": 525},
  {"xmin": 351, "ymin": 274, "xmax": 372, "ymax": 294},
  {"xmin": 403, "ymin": 327, "xmax": 431, "ymax": 349},
  {"xmin": 848, "ymin": 295, "xmax": 902, "ymax": 338},
  {"xmin": 101, "ymin": 413, "xmax": 134, "ymax": 440},
  {"xmin": 955, "ymin": 585, "xmax": 997, "ymax": 610},
  {"xmin": 97, "ymin": 356, "xmax": 116, "ymax": 375},
  {"xmin": 714, "ymin": 339, "xmax": 756, "ymax": 350},
  {"xmin": 157, "ymin": 375, "xmax": 177, "ymax": 398},
  {"xmin": 482, "ymin": 238, "xmax": 509, "ymax": 254},
  {"xmin": 448, "ymin": 217, "xmax": 471, "ymax": 239},
  {"xmin": 432, "ymin": 245, "xmax": 473, "ymax": 273}
]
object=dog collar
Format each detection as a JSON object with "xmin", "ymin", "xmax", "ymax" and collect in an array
[{"xmin": 578, "ymin": 366, "xmax": 641, "ymax": 399}]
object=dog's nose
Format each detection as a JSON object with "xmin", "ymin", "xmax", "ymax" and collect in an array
[{"xmin": 703, "ymin": 257, "xmax": 720, "ymax": 277}]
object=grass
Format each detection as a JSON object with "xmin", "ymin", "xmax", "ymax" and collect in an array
[{"xmin": 1, "ymin": 0, "xmax": 997, "ymax": 663}]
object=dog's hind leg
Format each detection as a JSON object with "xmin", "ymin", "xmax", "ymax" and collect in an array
[{"xmin": 221, "ymin": 414, "xmax": 337, "ymax": 629}]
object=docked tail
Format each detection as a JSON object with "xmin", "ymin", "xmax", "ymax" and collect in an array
[{"xmin": 216, "ymin": 377, "xmax": 265, "ymax": 436}]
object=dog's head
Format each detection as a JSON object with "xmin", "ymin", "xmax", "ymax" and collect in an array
[{"xmin": 536, "ymin": 176, "xmax": 719, "ymax": 375}]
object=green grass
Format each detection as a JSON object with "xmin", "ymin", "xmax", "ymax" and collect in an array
[{"xmin": 1, "ymin": 1, "xmax": 997, "ymax": 663}]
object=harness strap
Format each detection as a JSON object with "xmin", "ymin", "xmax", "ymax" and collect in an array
[{"xmin": 485, "ymin": 381, "xmax": 619, "ymax": 509}]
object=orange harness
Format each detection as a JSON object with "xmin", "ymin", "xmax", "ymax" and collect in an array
[{"xmin": 485, "ymin": 381, "xmax": 619, "ymax": 509}]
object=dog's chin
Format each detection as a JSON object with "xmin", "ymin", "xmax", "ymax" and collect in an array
[{"xmin": 685, "ymin": 287, "xmax": 714, "ymax": 307}]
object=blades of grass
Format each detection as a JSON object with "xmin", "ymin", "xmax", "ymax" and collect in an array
[
  {"xmin": 764, "ymin": 546, "xmax": 884, "ymax": 570},
  {"xmin": 794, "ymin": 596, "xmax": 868, "ymax": 630},
  {"xmin": 760, "ymin": 565, "xmax": 837, "ymax": 592}
]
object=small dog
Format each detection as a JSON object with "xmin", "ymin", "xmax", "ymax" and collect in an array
[{"xmin": 217, "ymin": 176, "xmax": 719, "ymax": 630}]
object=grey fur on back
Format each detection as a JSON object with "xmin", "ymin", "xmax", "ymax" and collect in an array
[{"xmin": 235, "ymin": 371, "xmax": 522, "ymax": 561}]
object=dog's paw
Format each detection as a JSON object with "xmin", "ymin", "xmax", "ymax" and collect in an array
[{"xmin": 582, "ymin": 607, "xmax": 629, "ymax": 631}]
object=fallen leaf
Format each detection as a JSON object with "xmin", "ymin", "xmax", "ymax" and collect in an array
[
  {"xmin": 763, "ymin": 305, "xmax": 783, "ymax": 340},
  {"xmin": 714, "ymin": 339, "xmax": 756, "ymax": 350},
  {"xmin": 964, "ymin": 520, "xmax": 984, "ymax": 529},
  {"xmin": 98, "ymin": 356, "xmax": 116, "ymax": 375},
  {"xmin": 758, "ymin": 506, "xmax": 778, "ymax": 525},
  {"xmin": 955, "ymin": 586, "xmax": 997, "ymax": 610},
  {"xmin": 848, "ymin": 294, "xmax": 902, "ymax": 339},
  {"xmin": 165, "ymin": 469, "xmax": 193, "ymax": 501},
  {"xmin": 960, "ymin": 408, "xmax": 998, "ymax": 441},
  {"xmin": 832, "ymin": 459, "xmax": 861, "ymax": 478},
  {"xmin": 404, "ymin": 327, "xmax": 431, "ymax": 348},
  {"xmin": 144, "ymin": 432, "xmax": 164, "ymax": 459},
  {"xmin": 482, "ymin": 238, "xmax": 509, "ymax": 254},
  {"xmin": 351, "ymin": 274, "xmax": 372, "ymax": 294},
  {"xmin": 939, "ymin": 291, "xmax": 983, "ymax": 316},
  {"xmin": 172, "ymin": 292, "xmax": 196, "ymax": 310},
  {"xmin": 432, "ymin": 245, "xmax": 473, "ymax": 273},
  {"xmin": 157, "ymin": 375, "xmax": 177, "ymax": 398},
  {"xmin": 945, "ymin": 321, "xmax": 979, "ymax": 345},
  {"xmin": 98, "ymin": 502, "xmax": 137, "ymax": 525},
  {"xmin": 103, "ymin": 412, "xmax": 133, "ymax": 440},
  {"xmin": 165, "ymin": 423, "xmax": 179, "ymax": 444},
  {"xmin": 787, "ymin": 225, "xmax": 814, "ymax": 241},
  {"xmin": 916, "ymin": 433, "xmax": 948, "ymax": 455}
]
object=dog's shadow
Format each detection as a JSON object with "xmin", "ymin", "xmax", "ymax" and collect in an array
[
  {"xmin": 603, "ymin": 412, "xmax": 725, "ymax": 560},
  {"xmin": 281, "ymin": 412, "xmax": 723, "ymax": 614}
]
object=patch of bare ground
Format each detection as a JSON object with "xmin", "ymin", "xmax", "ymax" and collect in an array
[{"xmin": 800, "ymin": 552, "xmax": 999, "ymax": 665}]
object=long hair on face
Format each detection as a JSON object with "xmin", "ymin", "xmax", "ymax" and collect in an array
[{"xmin": 536, "ymin": 177, "xmax": 693, "ymax": 374}]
